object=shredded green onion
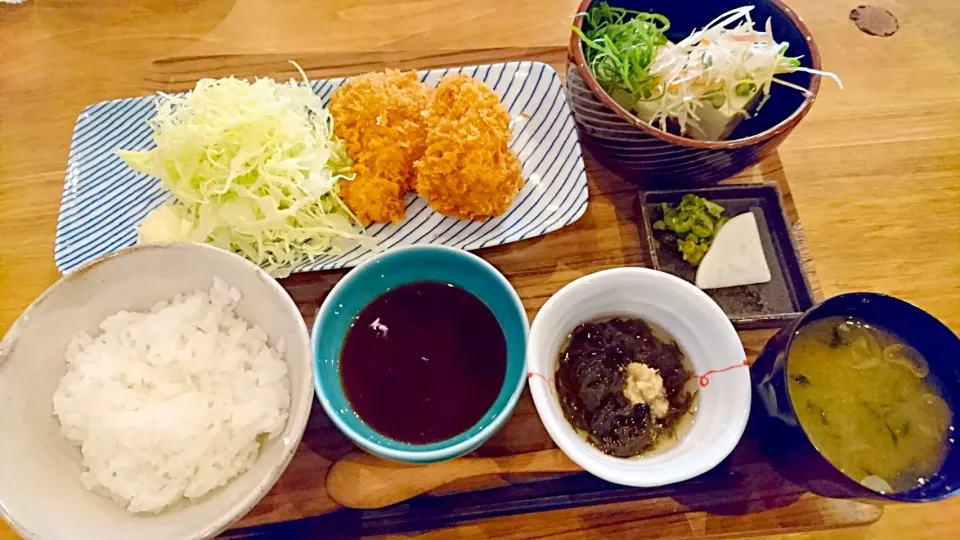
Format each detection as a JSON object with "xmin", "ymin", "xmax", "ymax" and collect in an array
[{"xmin": 573, "ymin": 3, "xmax": 670, "ymax": 103}]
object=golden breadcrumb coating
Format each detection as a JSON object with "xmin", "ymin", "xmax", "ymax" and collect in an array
[
  {"xmin": 337, "ymin": 162, "xmax": 408, "ymax": 225},
  {"xmin": 329, "ymin": 69, "xmax": 431, "ymax": 223},
  {"xmin": 414, "ymin": 74, "xmax": 523, "ymax": 220}
]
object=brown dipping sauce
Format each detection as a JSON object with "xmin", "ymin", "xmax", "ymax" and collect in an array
[
  {"xmin": 340, "ymin": 281, "xmax": 507, "ymax": 444},
  {"xmin": 556, "ymin": 318, "xmax": 695, "ymax": 457}
]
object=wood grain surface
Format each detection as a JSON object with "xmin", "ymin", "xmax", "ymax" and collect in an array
[{"xmin": 1, "ymin": 1, "xmax": 959, "ymax": 539}]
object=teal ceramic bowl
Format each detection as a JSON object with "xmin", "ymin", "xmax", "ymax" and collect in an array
[{"xmin": 312, "ymin": 245, "xmax": 529, "ymax": 463}]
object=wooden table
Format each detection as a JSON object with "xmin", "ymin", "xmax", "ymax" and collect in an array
[{"xmin": 1, "ymin": 0, "xmax": 958, "ymax": 538}]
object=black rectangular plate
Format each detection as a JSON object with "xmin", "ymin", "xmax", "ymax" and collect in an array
[{"xmin": 639, "ymin": 183, "xmax": 815, "ymax": 329}]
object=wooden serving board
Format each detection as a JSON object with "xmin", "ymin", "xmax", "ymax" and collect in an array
[{"xmin": 142, "ymin": 48, "xmax": 882, "ymax": 538}]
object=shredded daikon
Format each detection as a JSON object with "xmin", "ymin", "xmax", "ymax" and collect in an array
[{"xmin": 119, "ymin": 65, "xmax": 370, "ymax": 277}]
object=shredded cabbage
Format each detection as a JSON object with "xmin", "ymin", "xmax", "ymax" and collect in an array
[{"xmin": 119, "ymin": 69, "xmax": 369, "ymax": 277}]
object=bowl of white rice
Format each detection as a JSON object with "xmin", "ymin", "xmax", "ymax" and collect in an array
[{"xmin": 0, "ymin": 243, "xmax": 313, "ymax": 540}]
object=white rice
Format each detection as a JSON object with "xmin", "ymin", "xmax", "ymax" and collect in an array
[{"xmin": 52, "ymin": 278, "xmax": 291, "ymax": 513}]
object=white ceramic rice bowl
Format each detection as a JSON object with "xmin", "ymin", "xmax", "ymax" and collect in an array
[
  {"xmin": 0, "ymin": 243, "xmax": 313, "ymax": 540},
  {"xmin": 527, "ymin": 267, "xmax": 750, "ymax": 487}
]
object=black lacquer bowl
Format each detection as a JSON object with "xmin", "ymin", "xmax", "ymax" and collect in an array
[{"xmin": 752, "ymin": 293, "xmax": 960, "ymax": 502}]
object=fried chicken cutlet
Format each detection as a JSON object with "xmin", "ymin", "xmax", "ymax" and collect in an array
[
  {"xmin": 414, "ymin": 74, "xmax": 523, "ymax": 220},
  {"xmin": 329, "ymin": 70, "xmax": 431, "ymax": 224}
]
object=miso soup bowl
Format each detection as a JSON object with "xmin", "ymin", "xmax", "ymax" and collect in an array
[
  {"xmin": 527, "ymin": 267, "xmax": 750, "ymax": 487},
  {"xmin": 312, "ymin": 245, "xmax": 529, "ymax": 464},
  {"xmin": 753, "ymin": 292, "xmax": 960, "ymax": 502}
]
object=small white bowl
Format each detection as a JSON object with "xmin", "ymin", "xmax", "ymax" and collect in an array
[
  {"xmin": 0, "ymin": 244, "xmax": 313, "ymax": 540},
  {"xmin": 527, "ymin": 267, "xmax": 750, "ymax": 487}
]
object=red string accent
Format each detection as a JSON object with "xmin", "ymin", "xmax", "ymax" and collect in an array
[
  {"xmin": 530, "ymin": 362, "xmax": 748, "ymax": 392},
  {"xmin": 527, "ymin": 372, "xmax": 552, "ymax": 384},
  {"xmin": 698, "ymin": 359, "xmax": 750, "ymax": 388}
]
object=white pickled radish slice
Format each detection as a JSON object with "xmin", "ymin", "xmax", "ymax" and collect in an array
[{"xmin": 695, "ymin": 212, "xmax": 772, "ymax": 289}]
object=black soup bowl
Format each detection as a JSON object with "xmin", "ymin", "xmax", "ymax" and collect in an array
[{"xmin": 752, "ymin": 293, "xmax": 960, "ymax": 502}]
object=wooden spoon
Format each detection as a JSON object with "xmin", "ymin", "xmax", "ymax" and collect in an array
[{"xmin": 326, "ymin": 449, "xmax": 582, "ymax": 509}]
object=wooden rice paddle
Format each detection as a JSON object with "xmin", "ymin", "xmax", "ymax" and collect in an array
[{"xmin": 326, "ymin": 449, "xmax": 581, "ymax": 509}]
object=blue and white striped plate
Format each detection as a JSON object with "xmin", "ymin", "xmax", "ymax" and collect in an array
[{"xmin": 55, "ymin": 61, "xmax": 589, "ymax": 274}]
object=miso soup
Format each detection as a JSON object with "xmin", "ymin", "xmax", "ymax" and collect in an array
[{"xmin": 787, "ymin": 316, "xmax": 954, "ymax": 493}]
